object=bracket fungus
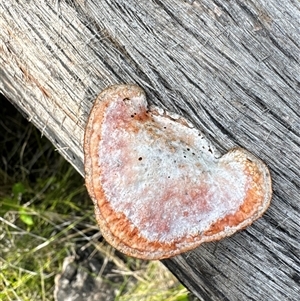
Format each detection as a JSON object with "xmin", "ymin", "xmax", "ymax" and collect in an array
[{"xmin": 84, "ymin": 84, "xmax": 272, "ymax": 260}]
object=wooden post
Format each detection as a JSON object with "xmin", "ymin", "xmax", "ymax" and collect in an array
[{"xmin": 1, "ymin": 1, "xmax": 299, "ymax": 300}]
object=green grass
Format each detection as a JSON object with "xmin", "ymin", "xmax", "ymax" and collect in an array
[{"xmin": 0, "ymin": 98, "xmax": 192, "ymax": 301}]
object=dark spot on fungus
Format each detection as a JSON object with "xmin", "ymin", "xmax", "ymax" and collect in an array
[{"xmin": 138, "ymin": 157, "xmax": 143, "ymax": 161}]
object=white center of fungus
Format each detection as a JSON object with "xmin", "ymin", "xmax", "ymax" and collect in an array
[{"xmin": 98, "ymin": 96, "xmax": 247, "ymax": 243}]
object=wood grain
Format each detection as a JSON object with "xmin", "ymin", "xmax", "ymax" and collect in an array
[{"xmin": 0, "ymin": 0, "xmax": 299, "ymax": 300}]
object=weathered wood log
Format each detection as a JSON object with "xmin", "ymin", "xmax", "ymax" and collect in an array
[{"xmin": 1, "ymin": 0, "xmax": 299, "ymax": 300}]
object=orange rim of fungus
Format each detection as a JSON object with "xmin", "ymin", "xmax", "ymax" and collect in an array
[{"xmin": 84, "ymin": 84, "xmax": 272, "ymax": 260}]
